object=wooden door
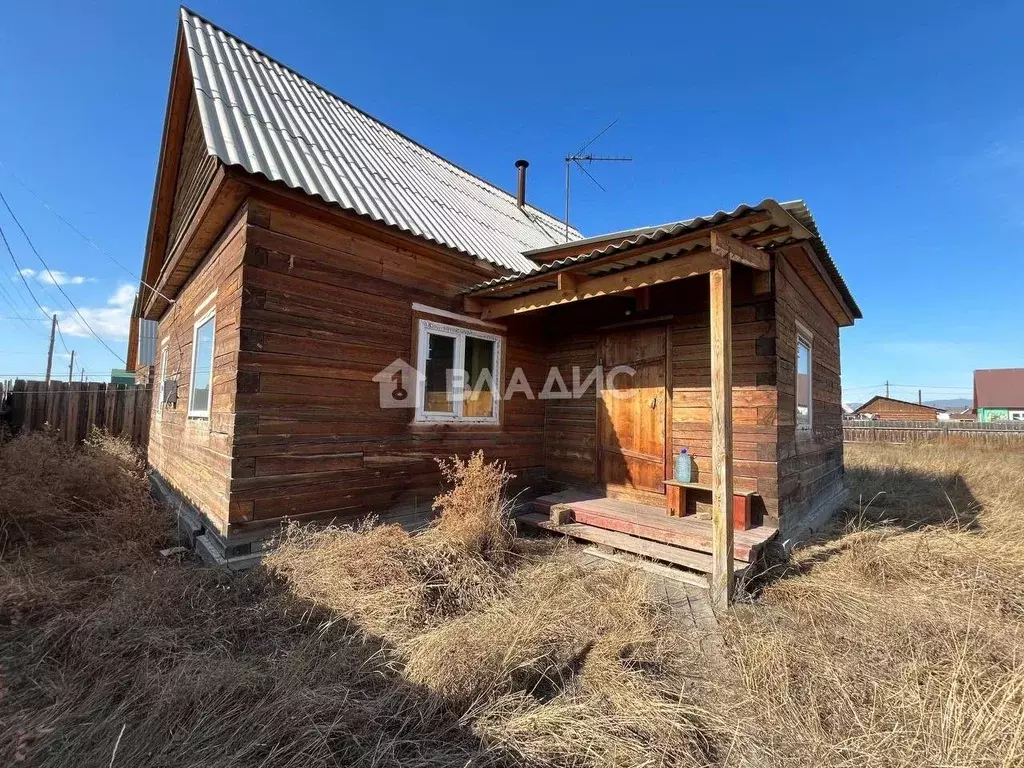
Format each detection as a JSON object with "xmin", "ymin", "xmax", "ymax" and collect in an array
[{"xmin": 598, "ymin": 325, "xmax": 667, "ymax": 495}]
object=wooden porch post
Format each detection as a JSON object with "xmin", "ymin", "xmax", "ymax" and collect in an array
[{"xmin": 709, "ymin": 263, "xmax": 734, "ymax": 606}]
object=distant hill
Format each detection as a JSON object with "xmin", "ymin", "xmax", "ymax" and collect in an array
[{"xmin": 924, "ymin": 398, "xmax": 971, "ymax": 409}]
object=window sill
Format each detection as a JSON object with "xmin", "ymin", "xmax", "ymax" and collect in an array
[{"xmin": 414, "ymin": 418, "xmax": 500, "ymax": 426}]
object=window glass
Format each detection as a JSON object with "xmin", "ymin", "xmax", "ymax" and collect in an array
[
  {"xmin": 796, "ymin": 334, "xmax": 812, "ymax": 429},
  {"xmin": 190, "ymin": 316, "xmax": 215, "ymax": 416},
  {"xmin": 424, "ymin": 333, "xmax": 456, "ymax": 413},
  {"xmin": 463, "ymin": 336, "xmax": 496, "ymax": 418}
]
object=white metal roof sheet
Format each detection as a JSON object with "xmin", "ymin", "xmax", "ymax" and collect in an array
[
  {"xmin": 179, "ymin": 8, "xmax": 580, "ymax": 274},
  {"xmin": 467, "ymin": 199, "xmax": 862, "ymax": 320}
]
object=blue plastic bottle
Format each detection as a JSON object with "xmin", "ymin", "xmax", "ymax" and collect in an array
[{"xmin": 675, "ymin": 448, "xmax": 692, "ymax": 483}]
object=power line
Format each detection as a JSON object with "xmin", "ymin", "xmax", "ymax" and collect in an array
[
  {"xmin": 0, "ymin": 160, "xmax": 176, "ymax": 306},
  {"xmin": 0, "ymin": 188, "xmax": 125, "ymax": 364}
]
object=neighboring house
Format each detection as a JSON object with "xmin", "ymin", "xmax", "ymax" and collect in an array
[
  {"xmin": 126, "ymin": 9, "xmax": 862, "ymax": 574},
  {"xmin": 974, "ymin": 368, "xmax": 1024, "ymax": 422},
  {"xmin": 945, "ymin": 407, "xmax": 975, "ymax": 422},
  {"xmin": 110, "ymin": 369, "xmax": 136, "ymax": 386},
  {"xmin": 851, "ymin": 396, "xmax": 944, "ymax": 421}
]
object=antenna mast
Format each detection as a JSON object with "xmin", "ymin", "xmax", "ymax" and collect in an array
[{"xmin": 564, "ymin": 119, "xmax": 632, "ymax": 241}]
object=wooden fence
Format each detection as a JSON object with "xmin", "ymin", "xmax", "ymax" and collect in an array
[
  {"xmin": 0, "ymin": 379, "xmax": 152, "ymax": 449},
  {"xmin": 844, "ymin": 420, "xmax": 1024, "ymax": 446}
]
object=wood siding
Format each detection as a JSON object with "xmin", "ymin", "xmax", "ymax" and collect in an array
[
  {"xmin": 774, "ymin": 250, "xmax": 845, "ymax": 539},
  {"xmin": 144, "ymin": 179, "xmax": 853, "ymax": 549},
  {"xmin": 542, "ymin": 271, "xmax": 780, "ymax": 525},
  {"xmin": 148, "ymin": 207, "xmax": 247, "ymax": 530},
  {"xmin": 165, "ymin": 96, "xmax": 219, "ymax": 259},
  {"xmin": 854, "ymin": 397, "xmax": 942, "ymax": 421},
  {"xmin": 227, "ymin": 196, "xmax": 547, "ymax": 536}
]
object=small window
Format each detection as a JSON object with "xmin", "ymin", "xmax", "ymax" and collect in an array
[
  {"xmin": 1010, "ymin": 411, "xmax": 1024, "ymax": 422},
  {"xmin": 796, "ymin": 322, "xmax": 813, "ymax": 431},
  {"xmin": 416, "ymin": 319, "xmax": 501, "ymax": 423},
  {"xmin": 188, "ymin": 310, "xmax": 216, "ymax": 418}
]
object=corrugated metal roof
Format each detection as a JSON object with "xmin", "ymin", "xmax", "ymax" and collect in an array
[
  {"xmin": 780, "ymin": 201, "xmax": 861, "ymax": 319},
  {"xmin": 468, "ymin": 200, "xmax": 792, "ymax": 293},
  {"xmin": 974, "ymin": 368, "xmax": 1024, "ymax": 408},
  {"xmin": 178, "ymin": 8, "xmax": 580, "ymax": 273},
  {"xmin": 467, "ymin": 199, "xmax": 863, "ymax": 321}
]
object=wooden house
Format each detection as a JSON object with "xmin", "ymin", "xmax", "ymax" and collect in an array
[
  {"xmin": 851, "ymin": 396, "xmax": 944, "ymax": 421},
  {"xmin": 127, "ymin": 9, "xmax": 861, "ymax": 601},
  {"xmin": 974, "ymin": 369, "xmax": 1024, "ymax": 422}
]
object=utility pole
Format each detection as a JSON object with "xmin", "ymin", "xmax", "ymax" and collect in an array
[
  {"xmin": 918, "ymin": 389, "xmax": 922, "ymax": 405},
  {"xmin": 885, "ymin": 380, "xmax": 890, "ymax": 398},
  {"xmin": 67, "ymin": 350, "xmax": 75, "ymax": 383},
  {"xmin": 80, "ymin": 369, "xmax": 85, "ymax": 383},
  {"xmin": 44, "ymin": 314, "xmax": 56, "ymax": 384}
]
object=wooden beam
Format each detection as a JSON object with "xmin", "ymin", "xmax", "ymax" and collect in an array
[
  {"xmin": 710, "ymin": 230, "xmax": 770, "ymax": 271},
  {"xmin": 527, "ymin": 209, "xmax": 775, "ymax": 265},
  {"xmin": 462, "ymin": 296, "xmax": 498, "ymax": 314},
  {"xmin": 480, "ymin": 250, "xmax": 726, "ymax": 320},
  {"xmin": 471, "ymin": 212, "xmax": 773, "ymax": 299},
  {"xmin": 557, "ymin": 271, "xmax": 581, "ymax": 296},
  {"xmin": 709, "ymin": 263, "xmax": 734, "ymax": 606}
]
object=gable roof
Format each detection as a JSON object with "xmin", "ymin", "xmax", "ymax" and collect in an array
[
  {"xmin": 852, "ymin": 395, "xmax": 944, "ymax": 414},
  {"xmin": 974, "ymin": 368, "xmax": 1024, "ymax": 408},
  {"xmin": 177, "ymin": 7, "xmax": 579, "ymax": 273}
]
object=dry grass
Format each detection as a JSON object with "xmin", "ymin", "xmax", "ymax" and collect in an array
[
  {"xmin": 726, "ymin": 442, "xmax": 1024, "ymax": 767},
  {"xmin": 2, "ymin": 438, "xmax": 1022, "ymax": 766}
]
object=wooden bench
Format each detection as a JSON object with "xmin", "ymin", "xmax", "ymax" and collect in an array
[{"xmin": 664, "ymin": 480, "xmax": 757, "ymax": 531}]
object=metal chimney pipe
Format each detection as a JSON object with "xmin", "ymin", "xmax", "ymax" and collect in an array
[{"xmin": 515, "ymin": 159, "xmax": 529, "ymax": 208}]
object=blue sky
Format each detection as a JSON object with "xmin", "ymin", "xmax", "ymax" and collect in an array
[{"xmin": 0, "ymin": 1, "xmax": 1020, "ymax": 402}]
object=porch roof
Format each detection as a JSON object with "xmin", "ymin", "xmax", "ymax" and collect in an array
[{"xmin": 465, "ymin": 199, "xmax": 861, "ymax": 321}]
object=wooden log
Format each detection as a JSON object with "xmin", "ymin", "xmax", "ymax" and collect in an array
[{"xmin": 709, "ymin": 264, "xmax": 734, "ymax": 606}]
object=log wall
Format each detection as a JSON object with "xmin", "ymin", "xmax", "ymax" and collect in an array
[
  {"xmin": 541, "ymin": 270, "xmax": 781, "ymax": 524},
  {"xmin": 148, "ymin": 205, "xmax": 247, "ymax": 530},
  {"xmin": 226, "ymin": 196, "xmax": 547, "ymax": 540},
  {"xmin": 774, "ymin": 250, "xmax": 846, "ymax": 540}
]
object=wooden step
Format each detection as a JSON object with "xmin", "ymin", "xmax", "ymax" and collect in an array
[
  {"xmin": 531, "ymin": 494, "xmax": 776, "ymax": 563},
  {"xmin": 517, "ymin": 512, "xmax": 747, "ymax": 581}
]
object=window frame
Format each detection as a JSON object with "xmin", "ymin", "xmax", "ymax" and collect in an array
[
  {"xmin": 414, "ymin": 318, "xmax": 502, "ymax": 424},
  {"xmin": 187, "ymin": 308, "xmax": 216, "ymax": 419},
  {"xmin": 795, "ymin": 320, "xmax": 814, "ymax": 433}
]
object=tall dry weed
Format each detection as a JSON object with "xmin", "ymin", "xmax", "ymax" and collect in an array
[{"xmin": 5, "ymin": 439, "xmax": 1024, "ymax": 767}]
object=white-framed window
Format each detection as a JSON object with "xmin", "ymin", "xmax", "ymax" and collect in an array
[
  {"xmin": 415, "ymin": 319, "xmax": 502, "ymax": 423},
  {"xmin": 795, "ymin": 320, "xmax": 813, "ymax": 432},
  {"xmin": 1010, "ymin": 410, "xmax": 1024, "ymax": 421},
  {"xmin": 188, "ymin": 309, "xmax": 216, "ymax": 418},
  {"xmin": 156, "ymin": 344, "xmax": 168, "ymax": 422}
]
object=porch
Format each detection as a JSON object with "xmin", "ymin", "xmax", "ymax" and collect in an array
[
  {"xmin": 465, "ymin": 201, "xmax": 807, "ymax": 604},
  {"xmin": 516, "ymin": 490, "xmax": 778, "ymax": 589}
]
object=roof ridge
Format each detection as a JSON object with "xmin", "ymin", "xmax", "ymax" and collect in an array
[{"xmin": 178, "ymin": 6, "xmax": 578, "ymax": 240}]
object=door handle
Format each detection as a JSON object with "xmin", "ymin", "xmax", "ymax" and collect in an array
[{"xmin": 649, "ymin": 396, "xmax": 657, "ymax": 409}]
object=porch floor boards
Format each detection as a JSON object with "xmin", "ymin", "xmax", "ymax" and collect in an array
[{"xmin": 518, "ymin": 490, "xmax": 777, "ymax": 582}]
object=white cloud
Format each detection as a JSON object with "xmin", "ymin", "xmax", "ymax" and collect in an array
[
  {"xmin": 51, "ymin": 283, "xmax": 136, "ymax": 341},
  {"xmin": 15, "ymin": 267, "xmax": 94, "ymax": 285}
]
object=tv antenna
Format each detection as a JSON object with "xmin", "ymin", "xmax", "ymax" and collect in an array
[{"xmin": 564, "ymin": 119, "xmax": 632, "ymax": 241}]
